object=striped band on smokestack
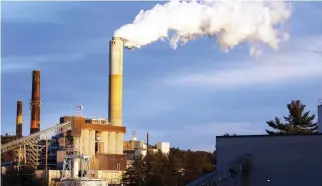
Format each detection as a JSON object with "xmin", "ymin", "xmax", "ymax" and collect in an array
[
  {"xmin": 30, "ymin": 70, "xmax": 40, "ymax": 134},
  {"xmin": 16, "ymin": 101, "xmax": 23, "ymax": 138},
  {"xmin": 108, "ymin": 37, "xmax": 123, "ymax": 126}
]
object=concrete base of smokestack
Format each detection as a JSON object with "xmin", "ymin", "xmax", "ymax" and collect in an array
[
  {"xmin": 82, "ymin": 130, "xmax": 89, "ymax": 155},
  {"xmin": 100, "ymin": 131, "xmax": 109, "ymax": 153},
  {"xmin": 88, "ymin": 130, "xmax": 96, "ymax": 157},
  {"xmin": 109, "ymin": 37, "xmax": 123, "ymax": 127},
  {"xmin": 108, "ymin": 132, "xmax": 116, "ymax": 154},
  {"xmin": 115, "ymin": 133, "xmax": 123, "ymax": 154}
]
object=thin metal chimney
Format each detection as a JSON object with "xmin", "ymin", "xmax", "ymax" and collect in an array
[
  {"xmin": 30, "ymin": 70, "xmax": 41, "ymax": 134},
  {"xmin": 16, "ymin": 101, "xmax": 23, "ymax": 138}
]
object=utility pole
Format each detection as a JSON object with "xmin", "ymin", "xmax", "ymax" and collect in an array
[
  {"xmin": 146, "ymin": 133, "xmax": 149, "ymax": 157},
  {"xmin": 146, "ymin": 133, "xmax": 150, "ymax": 184}
]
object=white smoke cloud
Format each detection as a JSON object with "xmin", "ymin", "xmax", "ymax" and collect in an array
[{"xmin": 114, "ymin": 0, "xmax": 292, "ymax": 56}]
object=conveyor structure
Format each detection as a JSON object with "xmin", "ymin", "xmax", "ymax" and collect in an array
[
  {"xmin": 1, "ymin": 122, "xmax": 71, "ymax": 153},
  {"xmin": 1, "ymin": 122, "xmax": 71, "ymax": 169},
  {"xmin": 186, "ymin": 154, "xmax": 252, "ymax": 186}
]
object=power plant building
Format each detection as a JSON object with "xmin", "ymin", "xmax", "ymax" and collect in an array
[
  {"xmin": 59, "ymin": 116, "xmax": 125, "ymax": 156},
  {"xmin": 1, "ymin": 37, "xmax": 129, "ymax": 185}
]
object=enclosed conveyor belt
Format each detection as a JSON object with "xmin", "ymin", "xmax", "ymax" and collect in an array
[
  {"xmin": 1, "ymin": 122, "xmax": 71, "ymax": 153},
  {"xmin": 186, "ymin": 154, "xmax": 252, "ymax": 186}
]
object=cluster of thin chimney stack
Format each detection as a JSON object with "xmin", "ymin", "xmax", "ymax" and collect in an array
[{"xmin": 16, "ymin": 70, "xmax": 41, "ymax": 138}]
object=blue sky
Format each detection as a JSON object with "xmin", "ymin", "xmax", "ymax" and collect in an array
[{"xmin": 1, "ymin": 2, "xmax": 322, "ymax": 151}]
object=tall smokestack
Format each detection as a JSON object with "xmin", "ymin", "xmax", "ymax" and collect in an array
[
  {"xmin": 109, "ymin": 37, "xmax": 123, "ymax": 126},
  {"xmin": 16, "ymin": 101, "xmax": 23, "ymax": 138},
  {"xmin": 30, "ymin": 70, "xmax": 40, "ymax": 134}
]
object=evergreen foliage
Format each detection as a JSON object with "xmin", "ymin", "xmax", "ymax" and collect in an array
[
  {"xmin": 122, "ymin": 148, "xmax": 215, "ymax": 186},
  {"xmin": 122, "ymin": 155, "xmax": 146, "ymax": 186},
  {"xmin": 265, "ymin": 100, "xmax": 318, "ymax": 135},
  {"xmin": 223, "ymin": 133, "xmax": 237, "ymax": 136}
]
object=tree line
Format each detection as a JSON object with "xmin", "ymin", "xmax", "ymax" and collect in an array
[{"xmin": 122, "ymin": 149, "xmax": 215, "ymax": 186}]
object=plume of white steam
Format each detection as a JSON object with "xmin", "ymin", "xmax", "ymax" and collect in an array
[{"xmin": 114, "ymin": 0, "xmax": 292, "ymax": 56}]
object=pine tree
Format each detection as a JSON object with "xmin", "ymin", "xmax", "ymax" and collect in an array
[
  {"xmin": 122, "ymin": 156, "xmax": 146, "ymax": 186},
  {"xmin": 223, "ymin": 133, "xmax": 237, "ymax": 136},
  {"xmin": 265, "ymin": 100, "xmax": 318, "ymax": 135}
]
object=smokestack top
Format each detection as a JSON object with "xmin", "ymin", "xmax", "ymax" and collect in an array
[
  {"xmin": 17, "ymin": 101, "xmax": 23, "ymax": 115},
  {"xmin": 111, "ymin": 36, "xmax": 138, "ymax": 50},
  {"xmin": 112, "ymin": 37, "xmax": 123, "ymax": 41},
  {"xmin": 33, "ymin": 70, "xmax": 40, "ymax": 73}
]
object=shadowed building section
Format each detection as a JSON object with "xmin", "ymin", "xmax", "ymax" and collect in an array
[
  {"xmin": 187, "ymin": 134, "xmax": 322, "ymax": 186},
  {"xmin": 30, "ymin": 70, "xmax": 41, "ymax": 134},
  {"xmin": 16, "ymin": 101, "xmax": 23, "ymax": 138},
  {"xmin": 318, "ymin": 99, "xmax": 322, "ymax": 133}
]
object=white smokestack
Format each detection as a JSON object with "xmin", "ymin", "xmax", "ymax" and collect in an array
[{"xmin": 114, "ymin": 0, "xmax": 292, "ymax": 56}]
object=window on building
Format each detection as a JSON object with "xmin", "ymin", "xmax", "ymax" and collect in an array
[{"xmin": 116, "ymin": 163, "xmax": 120, "ymax": 170}]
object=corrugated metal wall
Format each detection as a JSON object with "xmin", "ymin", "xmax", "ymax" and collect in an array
[{"xmin": 216, "ymin": 135, "xmax": 322, "ymax": 186}]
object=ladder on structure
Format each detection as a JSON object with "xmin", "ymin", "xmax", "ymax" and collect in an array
[{"xmin": 186, "ymin": 154, "xmax": 252, "ymax": 186}]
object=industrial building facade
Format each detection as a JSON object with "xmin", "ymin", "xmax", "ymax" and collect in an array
[{"xmin": 215, "ymin": 134, "xmax": 322, "ymax": 186}]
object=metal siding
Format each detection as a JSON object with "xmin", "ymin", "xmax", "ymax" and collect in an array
[
  {"xmin": 60, "ymin": 116, "xmax": 126, "ymax": 135},
  {"xmin": 216, "ymin": 135, "xmax": 322, "ymax": 186},
  {"xmin": 73, "ymin": 116, "xmax": 84, "ymax": 137},
  {"xmin": 91, "ymin": 154, "xmax": 127, "ymax": 170}
]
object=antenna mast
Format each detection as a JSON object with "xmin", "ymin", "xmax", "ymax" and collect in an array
[{"xmin": 76, "ymin": 105, "xmax": 84, "ymax": 116}]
